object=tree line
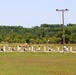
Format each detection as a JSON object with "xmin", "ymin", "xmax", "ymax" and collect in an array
[{"xmin": 0, "ymin": 24, "xmax": 76, "ymax": 44}]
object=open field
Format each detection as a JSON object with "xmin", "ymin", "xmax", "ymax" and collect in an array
[{"xmin": 0, "ymin": 52, "xmax": 76, "ymax": 75}]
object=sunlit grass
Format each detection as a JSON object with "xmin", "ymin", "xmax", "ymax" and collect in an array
[{"xmin": 0, "ymin": 52, "xmax": 76, "ymax": 75}]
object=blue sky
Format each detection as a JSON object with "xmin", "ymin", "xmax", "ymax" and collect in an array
[{"xmin": 0, "ymin": 0, "xmax": 75, "ymax": 27}]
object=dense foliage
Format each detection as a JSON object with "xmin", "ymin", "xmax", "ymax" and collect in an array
[{"xmin": 0, "ymin": 24, "xmax": 76, "ymax": 44}]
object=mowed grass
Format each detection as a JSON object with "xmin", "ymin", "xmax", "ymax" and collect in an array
[{"xmin": 0, "ymin": 52, "xmax": 76, "ymax": 75}]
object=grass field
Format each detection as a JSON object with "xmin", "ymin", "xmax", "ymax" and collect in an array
[{"xmin": 0, "ymin": 52, "xmax": 76, "ymax": 75}]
